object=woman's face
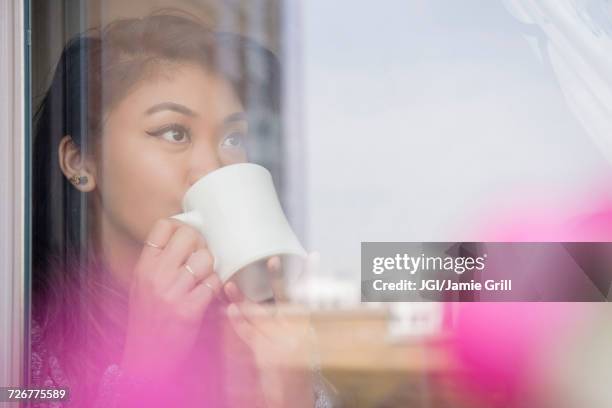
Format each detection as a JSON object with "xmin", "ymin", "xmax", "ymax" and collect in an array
[{"xmin": 94, "ymin": 63, "xmax": 247, "ymax": 246}]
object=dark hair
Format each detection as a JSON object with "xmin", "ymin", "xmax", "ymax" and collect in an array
[{"xmin": 31, "ymin": 12, "xmax": 281, "ymax": 397}]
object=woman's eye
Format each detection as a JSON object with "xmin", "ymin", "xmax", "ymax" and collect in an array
[
  {"xmin": 220, "ymin": 131, "xmax": 245, "ymax": 149},
  {"xmin": 147, "ymin": 124, "xmax": 191, "ymax": 144}
]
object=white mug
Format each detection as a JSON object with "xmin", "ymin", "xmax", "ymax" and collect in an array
[{"xmin": 170, "ymin": 163, "xmax": 307, "ymax": 301}]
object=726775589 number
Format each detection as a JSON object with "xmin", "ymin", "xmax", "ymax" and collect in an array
[{"xmin": 0, "ymin": 387, "xmax": 69, "ymax": 402}]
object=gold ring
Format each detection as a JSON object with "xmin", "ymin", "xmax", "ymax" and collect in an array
[
  {"xmin": 184, "ymin": 264, "xmax": 201, "ymax": 282},
  {"xmin": 144, "ymin": 240, "xmax": 163, "ymax": 249}
]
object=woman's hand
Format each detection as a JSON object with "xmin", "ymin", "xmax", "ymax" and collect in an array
[
  {"xmin": 121, "ymin": 218, "xmax": 222, "ymax": 383},
  {"xmin": 224, "ymin": 257, "xmax": 316, "ymax": 408}
]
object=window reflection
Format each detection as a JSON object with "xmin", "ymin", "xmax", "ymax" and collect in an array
[
  {"xmin": 30, "ymin": 5, "xmax": 323, "ymax": 407},
  {"xmin": 26, "ymin": 1, "xmax": 612, "ymax": 408}
]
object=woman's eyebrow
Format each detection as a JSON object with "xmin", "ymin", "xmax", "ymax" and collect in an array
[
  {"xmin": 224, "ymin": 112, "xmax": 247, "ymax": 124},
  {"xmin": 145, "ymin": 102, "xmax": 198, "ymax": 117}
]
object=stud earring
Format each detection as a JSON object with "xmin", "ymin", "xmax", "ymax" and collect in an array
[{"xmin": 69, "ymin": 175, "xmax": 88, "ymax": 185}]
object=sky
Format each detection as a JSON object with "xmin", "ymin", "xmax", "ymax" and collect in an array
[{"xmin": 299, "ymin": 0, "xmax": 612, "ymax": 277}]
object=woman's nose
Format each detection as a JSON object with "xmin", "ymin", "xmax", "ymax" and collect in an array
[{"xmin": 187, "ymin": 141, "xmax": 222, "ymax": 185}]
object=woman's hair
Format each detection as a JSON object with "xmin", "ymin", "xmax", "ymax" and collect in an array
[{"xmin": 31, "ymin": 11, "xmax": 280, "ymax": 396}]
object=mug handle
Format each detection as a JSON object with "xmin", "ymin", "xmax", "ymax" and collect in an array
[{"xmin": 169, "ymin": 210, "xmax": 219, "ymax": 273}]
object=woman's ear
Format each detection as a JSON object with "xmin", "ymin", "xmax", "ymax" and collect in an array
[{"xmin": 58, "ymin": 135, "xmax": 97, "ymax": 192}]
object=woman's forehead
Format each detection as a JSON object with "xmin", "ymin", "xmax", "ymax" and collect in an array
[{"xmin": 106, "ymin": 63, "xmax": 242, "ymax": 120}]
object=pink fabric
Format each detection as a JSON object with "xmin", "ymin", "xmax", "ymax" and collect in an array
[{"xmin": 451, "ymin": 196, "xmax": 612, "ymax": 405}]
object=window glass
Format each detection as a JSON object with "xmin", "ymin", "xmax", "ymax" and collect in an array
[{"xmin": 27, "ymin": 1, "xmax": 612, "ymax": 407}]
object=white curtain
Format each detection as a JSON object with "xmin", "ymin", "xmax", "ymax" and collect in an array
[{"xmin": 503, "ymin": 0, "xmax": 612, "ymax": 162}]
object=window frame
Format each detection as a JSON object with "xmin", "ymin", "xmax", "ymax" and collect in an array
[{"xmin": 0, "ymin": 0, "xmax": 28, "ymax": 392}]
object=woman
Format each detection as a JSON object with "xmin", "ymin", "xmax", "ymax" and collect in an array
[{"xmin": 31, "ymin": 12, "xmax": 337, "ymax": 408}]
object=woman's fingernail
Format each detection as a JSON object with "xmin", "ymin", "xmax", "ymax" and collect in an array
[
  {"xmin": 224, "ymin": 284, "xmax": 234, "ymax": 301},
  {"xmin": 227, "ymin": 303, "xmax": 239, "ymax": 318},
  {"xmin": 269, "ymin": 256, "xmax": 281, "ymax": 272}
]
